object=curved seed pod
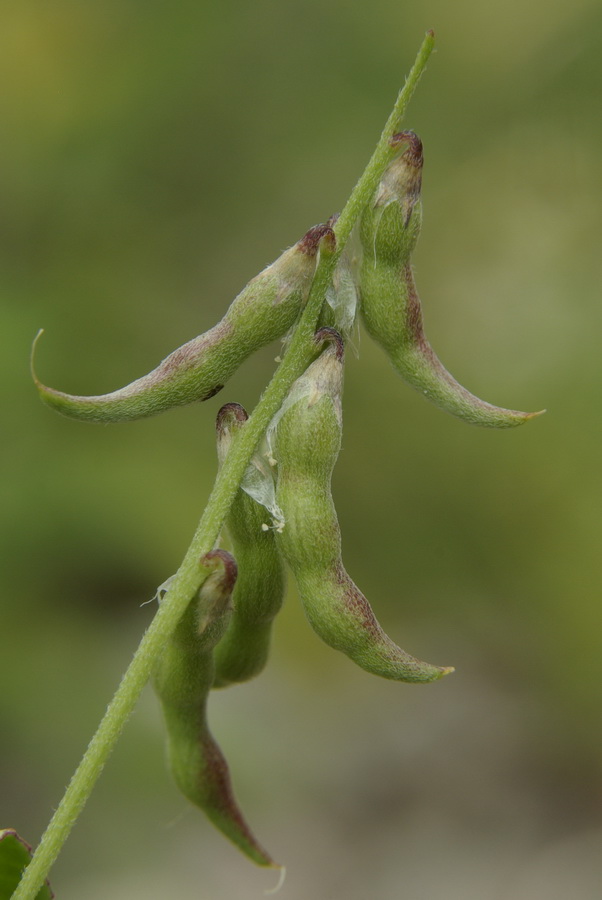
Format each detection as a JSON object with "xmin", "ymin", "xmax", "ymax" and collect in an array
[
  {"xmin": 359, "ymin": 131, "xmax": 543, "ymax": 428},
  {"xmin": 33, "ymin": 223, "xmax": 336, "ymax": 423},
  {"xmin": 153, "ymin": 550, "xmax": 276, "ymax": 867},
  {"xmin": 212, "ymin": 403, "xmax": 286, "ymax": 688},
  {"xmin": 275, "ymin": 328, "xmax": 452, "ymax": 683}
]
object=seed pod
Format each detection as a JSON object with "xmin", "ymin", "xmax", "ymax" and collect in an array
[
  {"xmin": 212, "ymin": 403, "xmax": 286, "ymax": 688},
  {"xmin": 153, "ymin": 550, "xmax": 276, "ymax": 867},
  {"xmin": 275, "ymin": 328, "xmax": 452, "ymax": 683},
  {"xmin": 359, "ymin": 131, "xmax": 543, "ymax": 428},
  {"xmin": 33, "ymin": 223, "xmax": 336, "ymax": 423}
]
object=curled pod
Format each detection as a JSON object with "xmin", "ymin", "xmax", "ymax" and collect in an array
[
  {"xmin": 212, "ymin": 403, "xmax": 286, "ymax": 688},
  {"xmin": 33, "ymin": 222, "xmax": 336, "ymax": 423},
  {"xmin": 152, "ymin": 550, "xmax": 276, "ymax": 867},
  {"xmin": 359, "ymin": 131, "xmax": 543, "ymax": 428},
  {"xmin": 275, "ymin": 328, "xmax": 452, "ymax": 683}
]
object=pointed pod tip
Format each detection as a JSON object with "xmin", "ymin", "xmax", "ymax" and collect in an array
[
  {"xmin": 463, "ymin": 405, "xmax": 546, "ymax": 429},
  {"xmin": 504, "ymin": 408, "xmax": 546, "ymax": 427},
  {"xmin": 242, "ymin": 844, "xmax": 280, "ymax": 870},
  {"xmin": 31, "ymin": 329, "xmax": 77, "ymax": 414},
  {"xmin": 224, "ymin": 821, "xmax": 280, "ymax": 870},
  {"xmin": 265, "ymin": 863, "xmax": 287, "ymax": 892},
  {"xmin": 419, "ymin": 663, "xmax": 454, "ymax": 682},
  {"xmin": 30, "ymin": 328, "xmax": 45, "ymax": 387},
  {"xmin": 31, "ymin": 329, "xmax": 113, "ymax": 421}
]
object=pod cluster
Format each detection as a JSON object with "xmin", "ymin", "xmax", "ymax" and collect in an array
[{"xmin": 35, "ymin": 135, "xmax": 542, "ymax": 865}]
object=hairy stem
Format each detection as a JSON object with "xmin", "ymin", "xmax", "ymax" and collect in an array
[
  {"xmin": 334, "ymin": 29, "xmax": 434, "ymax": 245},
  {"xmin": 13, "ymin": 31, "xmax": 434, "ymax": 900}
]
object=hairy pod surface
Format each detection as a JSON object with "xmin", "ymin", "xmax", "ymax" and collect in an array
[
  {"xmin": 33, "ymin": 223, "xmax": 336, "ymax": 423},
  {"xmin": 212, "ymin": 403, "xmax": 286, "ymax": 688},
  {"xmin": 275, "ymin": 329, "xmax": 452, "ymax": 682},
  {"xmin": 359, "ymin": 132, "xmax": 543, "ymax": 428},
  {"xmin": 152, "ymin": 550, "xmax": 275, "ymax": 867}
]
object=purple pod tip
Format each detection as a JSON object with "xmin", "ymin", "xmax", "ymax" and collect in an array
[
  {"xmin": 297, "ymin": 223, "xmax": 336, "ymax": 257},
  {"xmin": 389, "ymin": 130, "xmax": 423, "ymax": 168},
  {"xmin": 216, "ymin": 402, "xmax": 249, "ymax": 434},
  {"xmin": 201, "ymin": 549, "xmax": 238, "ymax": 597}
]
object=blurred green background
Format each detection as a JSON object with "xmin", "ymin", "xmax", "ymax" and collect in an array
[{"xmin": 2, "ymin": 0, "xmax": 601, "ymax": 897}]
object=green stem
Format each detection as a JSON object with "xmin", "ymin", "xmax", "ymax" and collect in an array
[
  {"xmin": 334, "ymin": 29, "xmax": 434, "ymax": 244},
  {"xmin": 12, "ymin": 31, "xmax": 434, "ymax": 900}
]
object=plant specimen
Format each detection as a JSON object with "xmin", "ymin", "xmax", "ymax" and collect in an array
[{"xmin": 7, "ymin": 32, "xmax": 542, "ymax": 898}]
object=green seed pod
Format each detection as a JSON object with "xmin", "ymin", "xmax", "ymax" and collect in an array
[
  {"xmin": 359, "ymin": 131, "xmax": 543, "ymax": 428},
  {"xmin": 153, "ymin": 550, "xmax": 276, "ymax": 867},
  {"xmin": 212, "ymin": 403, "xmax": 286, "ymax": 688},
  {"xmin": 275, "ymin": 328, "xmax": 452, "ymax": 683},
  {"xmin": 33, "ymin": 223, "xmax": 336, "ymax": 423}
]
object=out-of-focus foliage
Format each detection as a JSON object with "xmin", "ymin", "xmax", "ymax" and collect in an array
[
  {"xmin": 0, "ymin": 831, "xmax": 52, "ymax": 900},
  {"xmin": 2, "ymin": 1, "xmax": 601, "ymax": 897}
]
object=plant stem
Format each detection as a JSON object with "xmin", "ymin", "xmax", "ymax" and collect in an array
[
  {"xmin": 13, "ymin": 31, "xmax": 434, "ymax": 900},
  {"xmin": 334, "ymin": 29, "xmax": 434, "ymax": 244}
]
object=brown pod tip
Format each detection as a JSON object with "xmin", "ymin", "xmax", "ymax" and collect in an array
[
  {"xmin": 314, "ymin": 327, "xmax": 345, "ymax": 361},
  {"xmin": 389, "ymin": 130, "xmax": 423, "ymax": 168},
  {"xmin": 216, "ymin": 402, "xmax": 249, "ymax": 434},
  {"xmin": 297, "ymin": 222, "xmax": 336, "ymax": 257},
  {"xmin": 201, "ymin": 549, "xmax": 238, "ymax": 596},
  {"xmin": 200, "ymin": 731, "xmax": 279, "ymax": 868}
]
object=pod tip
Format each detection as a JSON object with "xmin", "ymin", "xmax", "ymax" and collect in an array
[
  {"xmin": 298, "ymin": 223, "xmax": 336, "ymax": 257},
  {"xmin": 216, "ymin": 402, "xmax": 249, "ymax": 433},
  {"xmin": 506, "ymin": 408, "xmax": 546, "ymax": 427},
  {"xmin": 201, "ymin": 549, "xmax": 238, "ymax": 595},
  {"xmin": 389, "ymin": 130, "xmax": 423, "ymax": 167},
  {"xmin": 30, "ymin": 328, "xmax": 45, "ymax": 388},
  {"xmin": 265, "ymin": 864, "xmax": 287, "ymax": 891},
  {"xmin": 524, "ymin": 409, "xmax": 547, "ymax": 421}
]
